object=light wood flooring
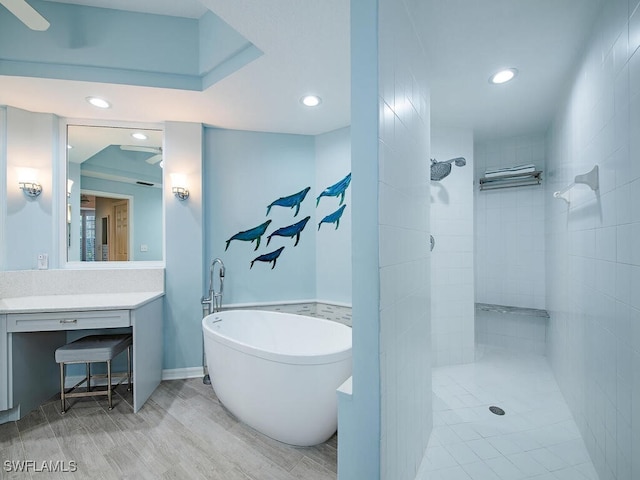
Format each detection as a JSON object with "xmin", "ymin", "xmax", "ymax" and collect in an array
[{"xmin": 0, "ymin": 379, "xmax": 337, "ymax": 479}]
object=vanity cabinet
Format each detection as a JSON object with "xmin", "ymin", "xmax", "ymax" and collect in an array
[
  {"xmin": 0, "ymin": 315, "xmax": 7, "ymax": 412},
  {"xmin": 0, "ymin": 293, "xmax": 163, "ymax": 423},
  {"xmin": 7, "ymin": 309, "xmax": 130, "ymax": 332}
]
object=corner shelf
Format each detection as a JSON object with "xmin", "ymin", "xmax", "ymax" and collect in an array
[{"xmin": 479, "ymin": 171, "xmax": 542, "ymax": 191}]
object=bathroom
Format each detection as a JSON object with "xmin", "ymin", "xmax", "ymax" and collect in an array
[{"xmin": 1, "ymin": 0, "xmax": 639, "ymax": 479}]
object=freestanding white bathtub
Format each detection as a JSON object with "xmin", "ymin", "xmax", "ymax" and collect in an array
[{"xmin": 202, "ymin": 309, "xmax": 352, "ymax": 446}]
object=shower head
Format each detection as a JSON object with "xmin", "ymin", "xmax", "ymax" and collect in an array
[
  {"xmin": 430, "ymin": 157, "xmax": 466, "ymax": 181},
  {"xmin": 430, "ymin": 161, "xmax": 452, "ymax": 181}
]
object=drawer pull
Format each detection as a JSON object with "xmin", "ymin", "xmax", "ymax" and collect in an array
[{"xmin": 59, "ymin": 319, "xmax": 78, "ymax": 324}]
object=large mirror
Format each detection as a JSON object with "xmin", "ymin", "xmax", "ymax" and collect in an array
[{"xmin": 67, "ymin": 125, "xmax": 164, "ymax": 262}]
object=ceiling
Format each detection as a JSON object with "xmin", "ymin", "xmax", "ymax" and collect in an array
[
  {"xmin": 43, "ymin": 0, "xmax": 208, "ymax": 18},
  {"xmin": 67, "ymin": 124, "xmax": 163, "ymax": 164},
  {"xmin": 420, "ymin": 0, "xmax": 602, "ymax": 139},
  {"xmin": 0, "ymin": 0, "xmax": 602, "ymax": 139}
]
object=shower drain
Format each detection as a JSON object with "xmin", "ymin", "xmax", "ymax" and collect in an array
[{"xmin": 489, "ymin": 406, "xmax": 505, "ymax": 416}]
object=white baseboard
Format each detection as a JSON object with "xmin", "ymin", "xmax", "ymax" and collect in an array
[
  {"xmin": 161, "ymin": 366, "xmax": 204, "ymax": 381},
  {"xmin": 223, "ymin": 299, "xmax": 316, "ymax": 309},
  {"xmin": 65, "ymin": 367, "xmax": 204, "ymax": 388},
  {"xmin": 222, "ymin": 299, "xmax": 352, "ymax": 309},
  {"xmin": 315, "ymin": 299, "xmax": 352, "ymax": 308}
]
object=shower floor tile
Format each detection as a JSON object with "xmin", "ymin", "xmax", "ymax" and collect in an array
[{"xmin": 417, "ymin": 347, "xmax": 599, "ymax": 480}]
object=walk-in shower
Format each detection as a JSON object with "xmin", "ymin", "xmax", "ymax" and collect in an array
[{"xmin": 430, "ymin": 157, "xmax": 466, "ymax": 181}]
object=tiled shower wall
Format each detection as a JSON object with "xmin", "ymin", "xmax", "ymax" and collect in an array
[
  {"xmin": 475, "ymin": 135, "xmax": 546, "ymax": 310},
  {"xmin": 341, "ymin": 0, "xmax": 432, "ymax": 477},
  {"xmin": 546, "ymin": 0, "xmax": 640, "ymax": 479},
  {"xmin": 377, "ymin": 0, "xmax": 432, "ymax": 477},
  {"xmin": 431, "ymin": 128, "xmax": 475, "ymax": 366}
]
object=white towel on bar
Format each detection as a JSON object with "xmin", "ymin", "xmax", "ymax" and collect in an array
[{"xmin": 484, "ymin": 164, "xmax": 536, "ymax": 177}]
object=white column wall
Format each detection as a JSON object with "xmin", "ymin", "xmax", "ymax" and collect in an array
[{"xmin": 431, "ymin": 128, "xmax": 475, "ymax": 366}]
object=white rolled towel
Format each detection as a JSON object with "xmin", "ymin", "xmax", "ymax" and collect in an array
[{"xmin": 485, "ymin": 164, "xmax": 536, "ymax": 177}]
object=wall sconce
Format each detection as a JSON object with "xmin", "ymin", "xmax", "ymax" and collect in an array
[
  {"xmin": 17, "ymin": 168, "xmax": 42, "ymax": 198},
  {"xmin": 170, "ymin": 173, "xmax": 189, "ymax": 201},
  {"xmin": 67, "ymin": 179, "xmax": 74, "ymax": 198}
]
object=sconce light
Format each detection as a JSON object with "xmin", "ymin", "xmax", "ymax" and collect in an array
[
  {"xmin": 170, "ymin": 173, "xmax": 189, "ymax": 201},
  {"xmin": 67, "ymin": 179, "xmax": 74, "ymax": 198},
  {"xmin": 17, "ymin": 168, "xmax": 42, "ymax": 198}
]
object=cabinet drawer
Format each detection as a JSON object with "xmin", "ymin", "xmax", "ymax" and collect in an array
[{"xmin": 7, "ymin": 310, "xmax": 130, "ymax": 332}]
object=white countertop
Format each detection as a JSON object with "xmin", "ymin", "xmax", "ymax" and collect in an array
[{"xmin": 0, "ymin": 292, "xmax": 164, "ymax": 314}]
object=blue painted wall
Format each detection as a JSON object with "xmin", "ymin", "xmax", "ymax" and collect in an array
[
  {"xmin": 163, "ymin": 122, "xmax": 204, "ymax": 371},
  {"xmin": 315, "ymin": 127, "xmax": 352, "ymax": 304},
  {"xmin": 2, "ymin": 107, "xmax": 58, "ymax": 271},
  {"xmin": 340, "ymin": 1, "xmax": 381, "ymax": 477},
  {"xmin": 0, "ymin": 107, "xmax": 6, "ymax": 271},
  {"xmin": 204, "ymin": 127, "xmax": 352, "ymax": 308},
  {"xmin": 204, "ymin": 128, "xmax": 317, "ymax": 305}
]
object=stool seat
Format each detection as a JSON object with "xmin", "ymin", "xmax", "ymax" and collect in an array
[
  {"xmin": 56, "ymin": 334, "xmax": 132, "ymax": 363},
  {"xmin": 55, "ymin": 333, "xmax": 133, "ymax": 413}
]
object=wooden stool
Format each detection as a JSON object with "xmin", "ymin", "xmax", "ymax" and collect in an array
[{"xmin": 55, "ymin": 334, "xmax": 132, "ymax": 413}]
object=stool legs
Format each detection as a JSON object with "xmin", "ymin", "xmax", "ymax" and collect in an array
[
  {"xmin": 57, "ymin": 344, "xmax": 131, "ymax": 413},
  {"xmin": 107, "ymin": 360, "xmax": 113, "ymax": 410},
  {"xmin": 127, "ymin": 345, "xmax": 132, "ymax": 392},
  {"xmin": 60, "ymin": 363, "xmax": 66, "ymax": 414}
]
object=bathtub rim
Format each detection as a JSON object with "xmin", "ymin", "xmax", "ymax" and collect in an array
[{"xmin": 202, "ymin": 309, "xmax": 352, "ymax": 366}]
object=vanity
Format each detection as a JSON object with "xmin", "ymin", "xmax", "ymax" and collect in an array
[
  {"xmin": 0, "ymin": 269, "xmax": 164, "ymax": 424},
  {"xmin": 0, "ymin": 116, "xmax": 170, "ymax": 424}
]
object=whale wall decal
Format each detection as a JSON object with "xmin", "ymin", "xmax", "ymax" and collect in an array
[
  {"xmin": 267, "ymin": 216, "xmax": 310, "ymax": 247},
  {"xmin": 225, "ymin": 220, "xmax": 272, "ymax": 251},
  {"xmin": 226, "ymin": 173, "xmax": 349, "ymax": 269},
  {"xmin": 316, "ymin": 173, "xmax": 351, "ymax": 206},
  {"xmin": 250, "ymin": 246, "xmax": 285, "ymax": 269},
  {"xmin": 318, "ymin": 204, "xmax": 347, "ymax": 231},
  {"xmin": 266, "ymin": 186, "xmax": 311, "ymax": 217}
]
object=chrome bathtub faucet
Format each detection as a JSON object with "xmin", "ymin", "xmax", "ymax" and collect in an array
[
  {"xmin": 202, "ymin": 258, "xmax": 225, "ymax": 385},
  {"xmin": 202, "ymin": 258, "xmax": 225, "ymax": 315}
]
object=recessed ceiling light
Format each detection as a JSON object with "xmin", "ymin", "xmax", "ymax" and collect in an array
[
  {"xmin": 489, "ymin": 68, "xmax": 518, "ymax": 84},
  {"xmin": 67, "ymin": 144, "xmax": 73, "ymax": 149},
  {"xmin": 86, "ymin": 96, "xmax": 111, "ymax": 109},
  {"xmin": 301, "ymin": 95, "xmax": 322, "ymax": 107},
  {"xmin": 131, "ymin": 132, "xmax": 147, "ymax": 140}
]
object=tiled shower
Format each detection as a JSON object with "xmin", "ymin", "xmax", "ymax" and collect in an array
[
  {"xmin": 430, "ymin": 1, "xmax": 640, "ymax": 478},
  {"xmin": 431, "ymin": 128, "xmax": 475, "ymax": 367}
]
